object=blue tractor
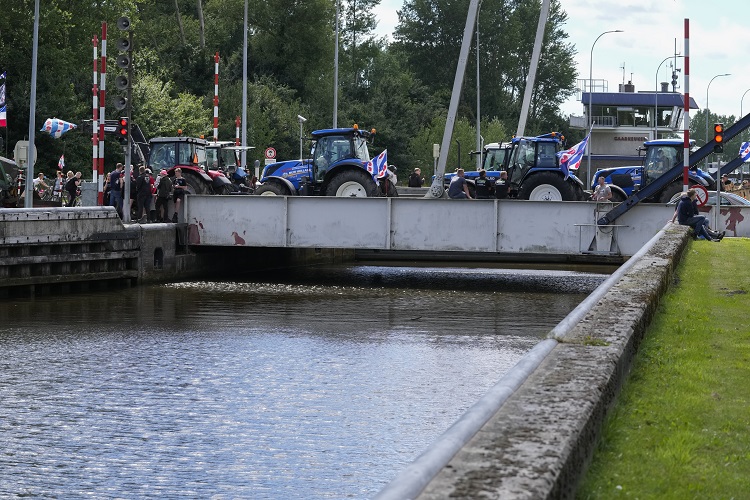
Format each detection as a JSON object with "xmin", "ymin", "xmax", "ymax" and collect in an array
[
  {"xmin": 255, "ymin": 126, "xmax": 382, "ymax": 197},
  {"xmin": 505, "ymin": 133, "xmax": 587, "ymax": 201},
  {"xmin": 592, "ymin": 139, "xmax": 716, "ymax": 203},
  {"xmin": 442, "ymin": 142, "xmax": 512, "ymax": 196}
]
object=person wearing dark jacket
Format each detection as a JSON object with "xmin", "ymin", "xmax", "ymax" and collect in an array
[
  {"xmin": 64, "ymin": 171, "xmax": 81, "ymax": 207},
  {"xmin": 672, "ymin": 189, "xmax": 724, "ymax": 241},
  {"xmin": 474, "ymin": 170, "xmax": 495, "ymax": 199},
  {"xmin": 408, "ymin": 168, "xmax": 424, "ymax": 187},
  {"xmin": 135, "ymin": 166, "xmax": 152, "ymax": 224}
]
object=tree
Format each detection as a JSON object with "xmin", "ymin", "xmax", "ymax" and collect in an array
[{"xmin": 392, "ymin": 0, "xmax": 577, "ymax": 136}]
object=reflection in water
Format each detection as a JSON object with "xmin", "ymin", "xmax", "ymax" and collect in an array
[{"xmin": 0, "ymin": 264, "xmax": 605, "ymax": 498}]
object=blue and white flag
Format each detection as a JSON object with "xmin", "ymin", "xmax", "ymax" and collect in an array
[
  {"xmin": 366, "ymin": 149, "xmax": 388, "ymax": 181},
  {"xmin": 556, "ymin": 134, "xmax": 589, "ymax": 180},
  {"xmin": 739, "ymin": 141, "xmax": 750, "ymax": 162},
  {"xmin": 40, "ymin": 117, "xmax": 77, "ymax": 138}
]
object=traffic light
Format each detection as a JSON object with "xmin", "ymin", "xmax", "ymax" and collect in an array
[
  {"xmin": 114, "ymin": 16, "xmax": 132, "ymax": 112},
  {"xmin": 713, "ymin": 123, "xmax": 724, "ymax": 153},
  {"xmin": 116, "ymin": 117, "xmax": 128, "ymax": 144}
]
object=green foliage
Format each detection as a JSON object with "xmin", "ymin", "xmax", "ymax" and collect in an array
[
  {"xmin": 0, "ymin": 0, "xmax": 577, "ymax": 173},
  {"xmin": 409, "ymin": 115, "xmax": 508, "ymax": 180},
  {"xmin": 577, "ymin": 239, "xmax": 750, "ymax": 499}
]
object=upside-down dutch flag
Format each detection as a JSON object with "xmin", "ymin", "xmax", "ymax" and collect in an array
[
  {"xmin": 365, "ymin": 149, "xmax": 388, "ymax": 181},
  {"xmin": 556, "ymin": 133, "xmax": 589, "ymax": 180},
  {"xmin": 58, "ymin": 154, "xmax": 65, "ymax": 170}
]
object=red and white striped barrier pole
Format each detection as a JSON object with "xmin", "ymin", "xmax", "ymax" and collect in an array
[
  {"xmin": 98, "ymin": 21, "xmax": 107, "ymax": 205},
  {"xmin": 235, "ymin": 116, "xmax": 241, "ymax": 145},
  {"xmin": 683, "ymin": 18, "xmax": 690, "ymax": 192},
  {"xmin": 213, "ymin": 52, "xmax": 219, "ymax": 141},
  {"xmin": 92, "ymin": 35, "xmax": 99, "ymax": 185}
]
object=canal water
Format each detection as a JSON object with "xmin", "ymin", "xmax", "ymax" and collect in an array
[{"xmin": 0, "ymin": 263, "xmax": 608, "ymax": 499}]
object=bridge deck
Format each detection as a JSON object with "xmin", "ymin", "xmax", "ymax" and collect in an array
[{"xmin": 183, "ymin": 196, "xmax": 695, "ymax": 258}]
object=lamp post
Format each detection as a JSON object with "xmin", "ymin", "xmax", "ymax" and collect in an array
[
  {"xmin": 297, "ymin": 115, "xmax": 307, "ymax": 161},
  {"xmin": 475, "ymin": 0, "xmax": 483, "ymax": 170},
  {"xmin": 654, "ymin": 55, "xmax": 682, "ymax": 140},
  {"xmin": 741, "ymin": 88, "xmax": 750, "ymax": 118},
  {"xmin": 741, "ymin": 88, "xmax": 750, "ymax": 183},
  {"xmin": 587, "ymin": 29, "xmax": 623, "ymax": 184},
  {"xmin": 704, "ymin": 73, "xmax": 730, "ymax": 170},
  {"xmin": 333, "ymin": 0, "xmax": 339, "ymax": 128}
]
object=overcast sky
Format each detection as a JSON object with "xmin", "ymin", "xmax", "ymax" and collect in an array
[{"xmin": 373, "ymin": 0, "xmax": 747, "ymax": 125}]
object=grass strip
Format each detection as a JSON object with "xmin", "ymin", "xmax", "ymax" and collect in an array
[{"xmin": 577, "ymin": 238, "xmax": 750, "ymax": 499}]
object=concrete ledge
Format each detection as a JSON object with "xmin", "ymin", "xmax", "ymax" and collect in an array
[{"xmin": 407, "ymin": 224, "xmax": 691, "ymax": 499}]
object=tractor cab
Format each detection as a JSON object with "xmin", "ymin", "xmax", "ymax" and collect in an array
[
  {"xmin": 148, "ymin": 136, "xmax": 231, "ymax": 194},
  {"xmin": 206, "ymin": 141, "xmax": 239, "ymax": 174},
  {"xmin": 507, "ymin": 134, "xmax": 561, "ymax": 192}
]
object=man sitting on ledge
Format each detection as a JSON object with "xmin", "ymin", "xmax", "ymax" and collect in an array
[
  {"xmin": 448, "ymin": 168, "xmax": 473, "ymax": 199},
  {"xmin": 671, "ymin": 188, "xmax": 724, "ymax": 241}
]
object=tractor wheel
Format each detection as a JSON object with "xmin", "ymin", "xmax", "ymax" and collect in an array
[
  {"xmin": 658, "ymin": 180, "xmax": 682, "ymax": 204},
  {"xmin": 220, "ymin": 183, "xmax": 239, "ymax": 195},
  {"xmin": 326, "ymin": 170, "xmax": 378, "ymax": 197},
  {"xmin": 255, "ymin": 182, "xmax": 290, "ymax": 196},
  {"xmin": 610, "ymin": 190, "xmax": 627, "ymax": 203},
  {"xmin": 182, "ymin": 171, "xmax": 212, "ymax": 195},
  {"xmin": 517, "ymin": 172, "xmax": 576, "ymax": 201}
]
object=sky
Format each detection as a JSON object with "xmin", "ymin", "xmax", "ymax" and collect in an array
[{"xmin": 372, "ymin": 0, "xmax": 748, "ymax": 124}]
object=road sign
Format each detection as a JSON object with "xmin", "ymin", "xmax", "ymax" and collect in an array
[
  {"xmin": 693, "ymin": 184, "xmax": 708, "ymax": 206},
  {"xmin": 264, "ymin": 147, "xmax": 276, "ymax": 160}
]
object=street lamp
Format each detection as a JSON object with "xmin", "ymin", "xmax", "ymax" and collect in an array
[
  {"xmin": 587, "ymin": 29, "xmax": 623, "ymax": 184},
  {"xmin": 475, "ymin": 0, "xmax": 483, "ymax": 170},
  {"xmin": 704, "ymin": 73, "xmax": 730, "ymax": 170},
  {"xmin": 654, "ymin": 55, "xmax": 683, "ymax": 139},
  {"xmin": 741, "ymin": 88, "xmax": 750, "ymax": 118},
  {"xmin": 297, "ymin": 115, "xmax": 307, "ymax": 161}
]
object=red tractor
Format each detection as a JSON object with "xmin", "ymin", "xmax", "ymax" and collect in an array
[{"xmin": 146, "ymin": 136, "xmax": 232, "ymax": 194}]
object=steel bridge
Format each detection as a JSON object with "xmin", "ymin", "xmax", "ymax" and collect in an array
[{"xmin": 183, "ymin": 196, "xmax": 688, "ymax": 260}]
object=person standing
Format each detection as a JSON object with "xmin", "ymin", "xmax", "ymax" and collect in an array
[
  {"xmin": 592, "ymin": 176, "xmax": 612, "ymax": 201},
  {"xmin": 448, "ymin": 168, "xmax": 473, "ymax": 199},
  {"xmin": 109, "ymin": 163, "xmax": 124, "ymax": 217},
  {"xmin": 154, "ymin": 169, "xmax": 173, "ymax": 222},
  {"xmin": 52, "ymin": 171, "xmax": 65, "ymax": 201},
  {"xmin": 474, "ymin": 169, "xmax": 495, "ymax": 199},
  {"xmin": 495, "ymin": 171, "xmax": 509, "ymax": 199},
  {"xmin": 64, "ymin": 171, "xmax": 81, "ymax": 207},
  {"xmin": 408, "ymin": 167, "xmax": 424, "ymax": 187},
  {"xmin": 172, "ymin": 168, "xmax": 188, "ymax": 223},
  {"xmin": 135, "ymin": 166, "xmax": 152, "ymax": 223}
]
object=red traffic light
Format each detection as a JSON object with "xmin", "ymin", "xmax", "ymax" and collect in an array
[
  {"xmin": 116, "ymin": 117, "xmax": 129, "ymax": 143},
  {"xmin": 713, "ymin": 123, "xmax": 724, "ymax": 153},
  {"xmin": 713, "ymin": 123, "xmax": 724, "ymax": 143}
]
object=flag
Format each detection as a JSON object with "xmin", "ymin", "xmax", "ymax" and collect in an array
[
  {"xmin": 40, "ymin": 117, "xmax": 77, "ymax": 138},
  {"xmin": 556, "ymin": 134, "xmax": 590, "ymax": 180},
  {"xmin": 58, "ymin": 154, "xmax": 65, "ymax": 170},
  {"xmin": 365, "ymin": 149, "xmax": 388, "ymax": 181},
  {"xmin": 0, "ymin": 72, "xmax": 6, "ymax": 128},
  {"xmin": 740, "ymin": 142, "xmax": 750, "ymax": 162}
]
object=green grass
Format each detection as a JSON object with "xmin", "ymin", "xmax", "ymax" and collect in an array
[{"xmin": 577, "ymin": 238, "xmax": 750, "ymax": 499}]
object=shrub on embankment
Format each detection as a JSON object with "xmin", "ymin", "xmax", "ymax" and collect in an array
[{"xmin": 578, "ymin": 238, "xmax": 750, "ymax": 498}]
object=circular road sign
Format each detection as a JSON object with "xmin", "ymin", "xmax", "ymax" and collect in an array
[
  {"xmin": 692, "ymin": 184, "xmax": 708, "ymax": 206},
  {"xmin": 264, "ymin": 147, "xmax": 276, "ymax": 160}
]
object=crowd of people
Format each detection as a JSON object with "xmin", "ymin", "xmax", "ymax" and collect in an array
[{"xmin": 105, "ymin": 163, "xmax": 185, "ymax": 223}]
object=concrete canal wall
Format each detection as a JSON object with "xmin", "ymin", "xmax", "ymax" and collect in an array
[
  {"xmin": 0, "ymin": 207, "xmax": 351, "ymax": 296},
  {"xmin": 377, "ymin": 223, "xmax": 691, "ymax": 499}
]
